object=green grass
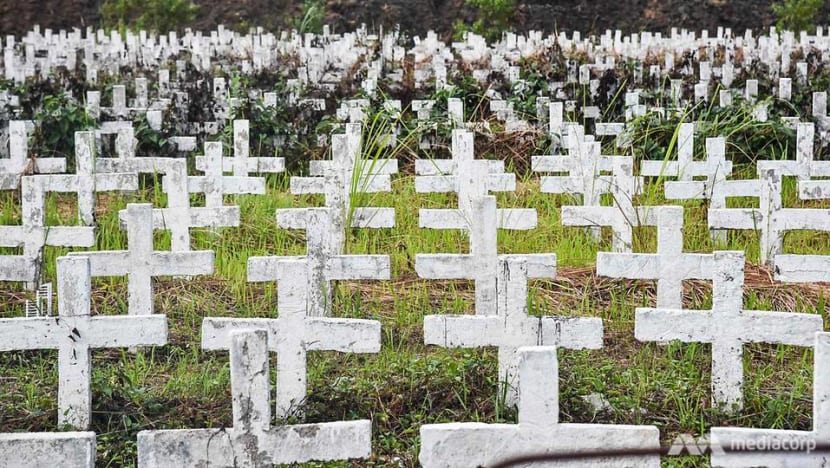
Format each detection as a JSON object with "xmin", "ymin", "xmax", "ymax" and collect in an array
[{"xmin": 1, "ymin": 141, "xmax": 830, "ymax": 466}]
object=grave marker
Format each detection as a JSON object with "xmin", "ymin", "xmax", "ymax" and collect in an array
[
  {"xmin": 70, "ymin": 204, "xmax": 214, "ymax": 316},
  {"xmin": 0, "ymin": 256, "xmax": 168, "ymax": 429},
  {"xmin": 635, "ymin": 251, "xmax": 822, "ymax": 410},
  {"xmin": 419, "ymin": 347, "xmax": 660, "ymax": 467},
  {"xmin": 138, "ymin": 330, "xmax": 372, "ymax": 466}
]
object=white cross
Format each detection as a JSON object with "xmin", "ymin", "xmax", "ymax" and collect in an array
[
  {"xmin": 0, "ymin": 432, "xmax": 96, "ymax": 467},
  {"xmin": 0, "ymin": 120, "xmax": 65, "ymax": 190},
  {"xmin": 561, "ymin": 156, "xmax": 646, "ymax": 252},
  {"xmin": 204, "ymin": 256, "xmax": 380, "ymax": 418},
  {"xmin": 597, "ymin": 206, "xmax": 713, "ymax": 309},
  {"xmin": 251, "ymin": 207, "xmax": 390, "ymax": 318},
  {"xmin": 416, "ymin": 128, "xmax": 515, "ymax": 194},
  {"xmin": 640, "ymin": 123, "xmax": 733, "ymax": 182},
  {"xmin": 33, "ymin": 131, "xmax": 138, "ymax": 225},
  {"xmin": 0, "ymin": 176, "xmax": 95, "ymax": 289},
  {"xmin": 171, "ymin": 141, "xmax": 265, "ymax": 208},
  {"xmin": 419, "ymin": 346, "xmax": 661, "ymax": 467},
  {"xmin": 69, "ymin": 203, "xmax": 214, "ymax": 316},
  {"xmin": 130, "ymin": 159, "xmax": 239, "ymax": 251},
  {"xmin": 424, "ymin": 253, "xmax": 602, "ymax": 405},
  {"xmin": 709, "ymin": 165, "xmax": 830, "ymax": 266},
  {"xmin": 288, "ymin": 123, "xmax": 396, "ymax": 235},
  {"xmin": 417, "ymin": 190, "xmax": 536, "ymax": 316},
  {"xmin": 0, "ymin": 256, "xmax": 167, "ymax": 429},
  {"xmin": 193, "ymin": 120, "xmax": 285, "ymax": 176},
  {"xmin": 137, "ymin": 329, "xmax": 372, "ymax": 466},
  {"xmin": 635, "ymin": 250, "xmax": 823, "ymax": 411},
  {"xmin": 711, "ymin": 332, "xmax": 830, "ymax": 466}
]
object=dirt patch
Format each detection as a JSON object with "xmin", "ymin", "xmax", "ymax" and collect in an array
[{"xmin": 3, "ymin": 0, "xmax": 828, "ymax": 41}]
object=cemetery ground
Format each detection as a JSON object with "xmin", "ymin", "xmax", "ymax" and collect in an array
[{"xmin": 1, "ymin": 109, "xmax": 830, "ymax": 465}]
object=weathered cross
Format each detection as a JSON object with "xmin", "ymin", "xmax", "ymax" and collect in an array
[
  {"xmin": 204, "ymin": 256, "xmax": 380, "ymax": 418},
  {"xmin": 635, "ymin": 250, "xmax": 823, "ymax": 411},
  {"xmin": 287, "ymin": 122, "xmax": 396, "ymax": 236},
  {"xmin": 0, "ymin": 176, "xmax": 95, "ymax": 289},
  {"xmin": 709, "ymin": 165, "xmax": 830, "ymax": 266},
  {"xmin": 639, "ymin": 123, "xmax": 733, "ymax": 183},
  {"xmin": 419, "ymin": 346, "xmax": 661, "ymax": 467},
  {"xmin": 711, "ymin": 331, "xmax": 830, "ymax": 466},
  {"xmin": 597, "ymin": 205, "xmax": 713, "ymax": 309},
  {"xmin": 560, "ymin": 156, "xmax": 647, "ymax": 252},
  {"xmin": 424, "ymin": 253, "xmax": 602, "ymax": 405},
  {"xmin": 69, "ymin": 203, "xmax": 214, "ymax": 316},
  {"xmin": 252, "ymin": 207, "xmax": 390, "ymax": 318},
  {"xmin": 0, "ymin": 256, "xmax": 168, "ymax": 429},
  {"xmin": 171, "ymin": 141, "xmax": 265, "ymax": 208},
  {"xmin": 193, "ymin": 120, "xmax": 285, "ymax": 177},
  {"xmin": 137, "ymin": 329, "xmax": 372, "ymax": 466},
  {"xmin": 0, "ymin": 120, "xmax": 65, "ymax": 190},
  {"xmin": 129, "ymin": 159, "xmax": 239, "ymax": 251},
  {"xmin": 416, "ymin": 128, "xmax": 515, "ymax": 194},
  {"xmin": 417, "ymin": 177, "xmax": 537, "ymax": 316},
  {"xmin": 35, "ymin": 131, "xmax": 138, "ymax": 225}
]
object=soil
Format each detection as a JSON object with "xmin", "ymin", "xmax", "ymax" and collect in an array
[{"xmin": 2, "ymin": 0, "xmax": 828, "ymax": 41}]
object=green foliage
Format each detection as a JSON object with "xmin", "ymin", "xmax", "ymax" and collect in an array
[
  {"xmin": 772, "ymin": 0, "xmax": 824, "ymax": 33},
  {"xmin": 293, "ymin": 0, "xmax": 326, "ymax": 34},
  {"xmin": 100, "ymin": 0, "xmax": 200, "ymax": 34},
  {"xmin": 454, "ymin": 0, "xmax": 516, "ymax": 43},
  {"xmin": 30, "ymin": 93, "xmax": 95, "ymax": 169}
]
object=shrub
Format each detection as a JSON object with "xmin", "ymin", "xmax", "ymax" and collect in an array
[
  {"xmin": 100, "ymin": 0, "xmax": 200, "ymax": 34},
  {"xmin": 454, "ymin": 0, "xmax": 516, "ymax": 43},
  {"xmin": 772, "ymin": 0, "xmax": 824, "ymax": 33}
]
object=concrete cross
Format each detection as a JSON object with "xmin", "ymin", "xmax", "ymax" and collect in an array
[
  {"xmin": 0, "ymin": 120, "xmax": 65, "ymax": 190},
  {"xmin": 709, "ymin": 165, "xmax": 830, "ymax": 266},
  {"xmin": 635, "ymin": 251, "xmax": 823, "ymax": 411},
  {"xmin": 0, "ymin": 176, "xmax": 95, "ymax": 289},
  {"xmin": 33, "ymin": 131, "xmax": 138, "ymax": 225},
  {"xmin": 251, "ymin": 207, "xmax": 390, "ymax": 318},
  {"xmin": 172, "ymin": 141, "xmax": 265, "ymax": 208},
  {"xmin": 561, "ymin": 156, "xmax": 646, "ymax": 252},
  {"xmin": 0, "ymin": 256, "xmax": 167, "ymax": 429},
  {"xmin": 194, "ymin": 120, "xmax": 285, "ymax": 176},
  {"xmin": 711, "ymin": 332, "xmax": 830, "ymax": 466},
  {"xmin": 137, "ymin": 329, "xmax": 372, "ymax": 467},
  {"xmin": 416, "ymin": 128, "xmax": 515, "ymax": 194},
  {"xmin": 204, "ymin": 256, "xmax": 380, "ymax": 418},
  {"xmin": 417, "ymin": 189, "xmax": 536, "ymax": 316},
  {"xmin": 288, "ymin": 122, "xmax": 396, "ymax": 236},
  {"xmin": 419, "ymin": 346, "xmax": 661, "ymax": 467},
  {"xmin": 597, "ymin": 206, "xmax": 713, "ymax": 309},
  {"xmin": 69, "ymin": 203, "xmax": 214, "ymax": 316},
  {"xmin": 132, "ymin": 159, "xmax": 239, "ymax": 251},
  {"xmin": 424, "ymin": 253, "xmax": 602, "ymax": 405}
]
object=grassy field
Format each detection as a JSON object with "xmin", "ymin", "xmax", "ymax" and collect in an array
[{"xmin": 1, "ymin": 113, "xmax": 830, "ymax": 467}]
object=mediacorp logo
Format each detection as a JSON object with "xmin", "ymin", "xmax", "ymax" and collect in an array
[{"xmin": 667, "ymin": 433, "xmax": 817, "ymax": 456}]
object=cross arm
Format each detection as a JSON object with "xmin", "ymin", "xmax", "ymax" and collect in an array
[
  {"xmin": 327, "ymin": 255, "xmax": 390, "ymax": 280},
  {"xmin": 415, "ymin": 254, "xmax": 477, "ymax": 279},
  {"xmin": 635, "ymin": 308, "xmax": 714, "ymax": 343},
  {"xmin": 0, "ymin": 432, "xmax": 96, "ymax": 468},
  {"xmin": 149, "ymin": 251, "xmax": 215, "ymax": 276},
  {"xmin": 774, "ymin": 254, "xmax": 830, "ymax": 282},
  {"xmin": 89, "ymin": 316, "xmax": 168, "ymax": 348},
  {"xmin": 137, "ymin": 420, "xmax": 371, "ymax": 467},
  {"xmin": 540, "ymin": 316, "xmax": 603, "ymax": 349},
  {"xmin": 351, "ymin": 207, "xmax": 395, "ymax": 228},
  {"xmin": 740, "ymin": 310, "xmax": 822, "ymax": 346},
  {"xmin": 423, "ymin": 315, "xmax": 505, "ymax": 347},
  {"xmin": 707, "ymin": 208, "xmax": 762, "ymax": 230},
  {"xmin": 68, "ymin": 251, "xmax": 130, "ymax": 276}
]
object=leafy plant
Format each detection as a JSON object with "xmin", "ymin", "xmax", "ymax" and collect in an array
[
  {"xmin": 30, "ymin": 93, "xmax": 95, "ymax": 169},
  {"xmin": 772, "ymin": 0, "xmax": 824, "ymax": 33},
  {"xmin": 293, "ymin": 0, "xmax": 326, "ymax": 34},
  {"xmin": 453, "ymin": 0, "xmax": 516, "ymax": 43},
  {"xmin": 100, "ymin": 0, "xmax": 200, "ymax": 34}
]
